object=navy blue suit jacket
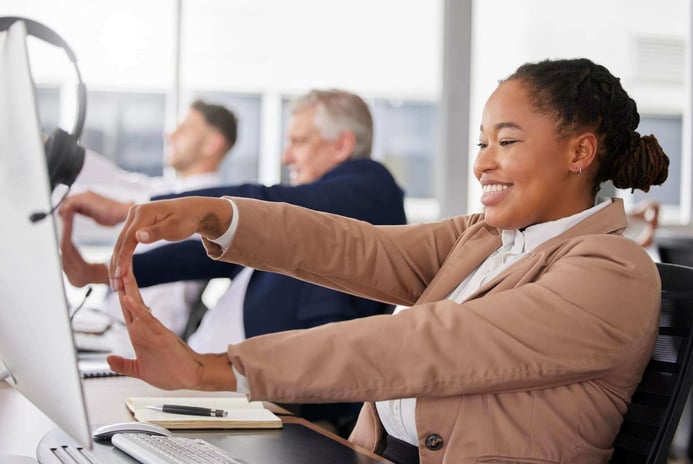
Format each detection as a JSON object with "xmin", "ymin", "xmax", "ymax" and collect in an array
[
  {"xmin": 133, "ymin": 158, "xmax": 407, "ymax": 339},
  {"xmin": 133, "ymin": 159, "xmax": 406, "ymax": 428}
]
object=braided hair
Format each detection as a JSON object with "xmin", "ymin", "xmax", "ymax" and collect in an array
[{"xmin": 506, "ymin": 58, "xmax": 669, "ymax": 195}]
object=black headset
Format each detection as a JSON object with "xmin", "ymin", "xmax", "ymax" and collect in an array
[{"xmin": 0, "ymin": 16, "xmax": 86, "ymax": 193}]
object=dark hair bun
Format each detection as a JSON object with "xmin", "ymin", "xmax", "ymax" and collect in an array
[{"xmin": 611, "ymin": 132, "xmax": 669, "ymax": 193}]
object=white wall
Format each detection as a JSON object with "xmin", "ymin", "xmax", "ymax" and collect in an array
[{"xmin": 466, "ymin": 0, "xmax": 690, "ymax": 218}]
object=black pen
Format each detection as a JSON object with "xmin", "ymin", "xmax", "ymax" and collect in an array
[{"xmin": 146, "ymin": 404, "xmax": 228, "ymax": 417}]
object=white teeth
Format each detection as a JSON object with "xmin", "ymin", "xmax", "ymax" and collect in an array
[{"xmin": 482, "ymin": 184, "xmax": 509, "ymax": 193}]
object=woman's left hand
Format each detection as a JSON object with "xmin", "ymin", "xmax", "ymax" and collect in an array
[{"xmin": 108, "ymin": 265, "xmax": 237, "ymax": 391}]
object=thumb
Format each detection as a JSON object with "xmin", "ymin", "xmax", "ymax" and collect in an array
[
  {"xmin": 107, "ymin": 355, "xmax": 137, "ymax": 377},
  {"xmin": 135, "ymin": 228, "xmax": 155, "ymax": 244},
  {"xmin": 134, "ymin": 215, "xmax": 195, "ymax": 243}
]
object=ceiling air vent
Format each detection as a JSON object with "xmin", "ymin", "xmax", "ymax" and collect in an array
[{"xmin": 634, "ymin": 36, "xmax": 685, "ymax": 84}]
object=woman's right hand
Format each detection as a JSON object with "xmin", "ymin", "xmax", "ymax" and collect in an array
[
  {"xmin": 108, "ymin": 262, "xmax": 237, "ymax": 391},
  {"xmin": 109, "ymin": 196, "xmax": 233, "ymax": 290}
]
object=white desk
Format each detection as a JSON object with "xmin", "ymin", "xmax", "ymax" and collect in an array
[
  {"xmin": 0, "ymin": 376, "xmax": 388, "ymax": 463},
  {"xmin": 0, "ymin": 376, "xmax": 242, "ymax": 457}
]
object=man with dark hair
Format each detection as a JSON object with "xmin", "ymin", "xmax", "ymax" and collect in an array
[
  {"xmin": 189, "ymin": 99, "xmax": 238, "ymax": 153},
  {"xmin": 76, "ymin": 99, "xmax": 238, "ymax": 203},
  {"xmin": 70, "ymin": 99, "xmax": 238, "ymax": 335}
]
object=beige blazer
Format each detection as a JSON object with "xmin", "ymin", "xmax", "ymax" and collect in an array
[{"xmin": 207, "ymin": 197, "xmax": 660, "ymax": 464}]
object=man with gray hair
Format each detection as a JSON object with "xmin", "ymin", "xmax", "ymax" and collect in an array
[{"xmin": 60, "ymin": 88, "xmax": 407, "ymax": 437}]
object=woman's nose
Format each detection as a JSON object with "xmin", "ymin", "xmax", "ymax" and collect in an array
[{"xmin": 473, "ymin": 144, "xmax": 496, "ymax": 177}]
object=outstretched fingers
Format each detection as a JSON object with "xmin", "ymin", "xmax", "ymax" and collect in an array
[
  {"xmin": 113, "ymin": 268, "xmax": 208, "ymax": 389},
  {"xmin": 109, "ymin": 197, "xmax": 229, "ymax": 290},
  {"xmin": 107, "ymin": 354, "xmax": 137, "ymax": 377},
  {"xmin": 110, "ymin": 208, "xmax": 141, "ymax": 290},
  {"xmin": 117, "ymin": 268, "xmax": 153, "ymax": 325},
  {"xmin": 109, "ymin": 207, "xmax": 179, "ymax": 290}
]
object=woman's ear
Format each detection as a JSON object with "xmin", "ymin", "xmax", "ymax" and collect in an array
[{"xmin": 571, "ymin": 132, "xmax": 598, "ymax": 172}]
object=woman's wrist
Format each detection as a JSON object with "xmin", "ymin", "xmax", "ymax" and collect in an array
[
  {"xmin": 196, "ymin": 198, "xmax": 233, "ymax": 241},
  {"xmin": 197, "ymin": 353, "xmax": 238, "ymax": 391}
]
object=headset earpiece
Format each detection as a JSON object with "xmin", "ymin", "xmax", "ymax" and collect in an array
[
  {"xmin": 44, "ymin": 128, "xmax": 86, "ymax": 190},
  {"xmin": 0, "ymin": 16, "xmax": 86, "ymax": 191}
]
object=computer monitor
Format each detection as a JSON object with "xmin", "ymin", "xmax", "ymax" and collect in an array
[{"xmin": 0, "ymin": 20, "xmax": 92, "ymax": 449}]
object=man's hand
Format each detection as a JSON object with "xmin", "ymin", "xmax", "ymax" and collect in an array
[
  {"xmin": 60, "ymin": 213, "xmax": 109, "ymax": 287},
  {"xmin": 107, "ymin": 266, "xmax": 237, "ymax": 391},
  {"xmin": 59, "ymin": 191, "xmax": 133, "ymax": 227},
  {"xmin": 109, "ymin": 196, "xmax": 232, "ymax": 291}
]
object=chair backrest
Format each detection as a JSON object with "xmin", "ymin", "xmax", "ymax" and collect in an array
[
  {"xmin": 656, "ymin": 235, "xmax": 693, "ymax": 268},
  {"xmin": 610, "ymin": 262, "xmax": 693, "ymax": 463}
]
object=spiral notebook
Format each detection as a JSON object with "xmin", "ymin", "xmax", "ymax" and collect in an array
[
  {"xmin": 78, "ymin": 357, "xmax": 121, "ymax": 378},
  {"xmin": 126, "ymin": 396, "xmax": 283, "ymax": 429}
]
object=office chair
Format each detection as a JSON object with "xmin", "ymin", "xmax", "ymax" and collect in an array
[
  {"xmin": 656, "ymin": 235, "xmax": 693, "ymax": 460},
  {"xmin": 610, "ymin": 262, "xmax": 693, "ymax": 463},
  {"xmin": 657, "ymin": 235, "xmax": 693, "ymax": 268}
]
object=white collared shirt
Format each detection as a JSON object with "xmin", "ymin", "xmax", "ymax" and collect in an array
[
  {"xmin": 188, "ymin": 266, "xmax": 253, "ymax": 352},
  {"xmin": 74, "ymin": 149, "xmax": 223, "ymax": 203}
]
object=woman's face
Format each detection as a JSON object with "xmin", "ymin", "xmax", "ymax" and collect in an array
[{"xmin": 473, "ymin": 79, "xmax": 588, "ymax": 230}]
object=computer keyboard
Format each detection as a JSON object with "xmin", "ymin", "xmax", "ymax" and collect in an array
[{"xmin": 111, "ymin": 433, "xmax": 245, "ymax": 464}]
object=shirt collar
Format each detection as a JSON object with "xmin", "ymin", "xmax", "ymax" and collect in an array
[
  {"xmin": 500, "ymin": 197, "xmax": 613, "ymax": 254},
  {"xmin": 172, "ymin": 172, "xmax": 222, "ymax": 192}
]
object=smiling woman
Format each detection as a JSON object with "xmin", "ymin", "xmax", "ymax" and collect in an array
[
  {"xmin": 475, "ymin": 59, "xmax": 669, "ymax": 231},
  {"xmin": 105, "ymin": 58, "xmax": 669, "ymax": 464},
  {"xmin": 476, "ymin": 79, "xmax": 597, "ymax": 230}
]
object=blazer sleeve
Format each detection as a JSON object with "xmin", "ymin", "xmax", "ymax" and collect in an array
[
  {"xmin": 225, "ymin": 234, "xmax": 660, "ymax": 404},
  {"xmin": 137, "ymin": 160, "xmax": 406, "ymax": 292},
  {"xmin": 207, "ymin": 197, "xmax": 474, "ymax": 305},
  {"xmin": 152, "ymin": 159, "xmax": 406, "ymax": 226}
]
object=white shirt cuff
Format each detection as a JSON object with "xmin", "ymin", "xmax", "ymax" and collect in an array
[
  {"xmin": 208, "ymin": 197, "xmax": 239, "ymax": 253},
  {"xmin": 232, "ymin": 365, "xmax": 250, "ymax": 394}
]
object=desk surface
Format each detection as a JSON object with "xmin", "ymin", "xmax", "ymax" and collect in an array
[{"xmin": 0, "ymin": 376, "xmax": 388, "ymax": 463}]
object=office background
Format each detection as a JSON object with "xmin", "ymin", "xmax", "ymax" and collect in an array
[
  {"xmin": 3, "ymin": 0, "xmax": 691, "ymax": 230},
  {"xmin": 1, "ymin": 1, "xmax": 693, "ymax": 459}
]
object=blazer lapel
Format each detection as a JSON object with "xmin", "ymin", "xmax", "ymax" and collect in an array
[{"xmin": 417, "ymin": 223, "xmax": 502, "ymax": 303}]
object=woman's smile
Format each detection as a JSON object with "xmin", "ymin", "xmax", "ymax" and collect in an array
[{"xmin": 480, "ymin": 182, "xmax": 512, "ymax": 207}]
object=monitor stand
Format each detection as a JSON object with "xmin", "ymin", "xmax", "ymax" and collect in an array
[{"xmin": 37, "ymin": 428, "xmax": 134, "ymax": 463}]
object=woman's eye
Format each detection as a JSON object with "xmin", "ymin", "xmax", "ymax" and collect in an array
[
  {"xmin": 499, "ymin": 140, "xmax": 516, "ymax": 147},
  {"xmin": 477, "ymin": 142, "xmax": 488, "ymax": 148}
]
